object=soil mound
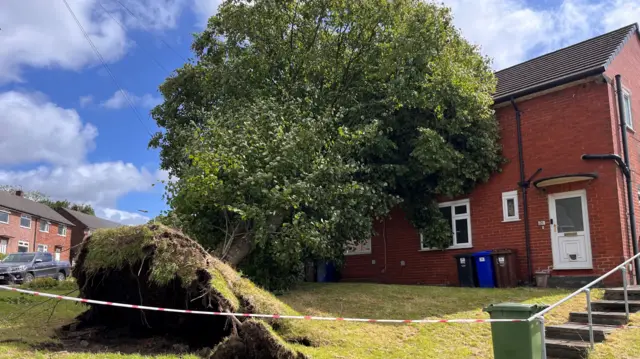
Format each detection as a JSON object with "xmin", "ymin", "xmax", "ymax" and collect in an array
[{"xmin": 71, "ymin": 224, "xmax": 307, "ymax": 358}]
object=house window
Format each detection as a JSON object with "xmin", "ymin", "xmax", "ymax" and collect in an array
[
  {"xmin": 18, "ymin": 241, "xmax": 29, "ymax": 253},
  {"xmin": 54, "ymin": 246, "xmax": 62, "ymax": 261},
  {"xmin": 58, "ymin": 224, "xmax": 67, "ymax": 236},
  {"xmin": 421, "ymin": 199, "xmax": 472, "ymax": 250},
  {"xmin": 345, "ymin": 238, "xmax": 372, "ymax": 255},
  {"xmin": 0, "ymin": 239, "xmax": 7, "ymax": 254},
  {"xmin": 40, "ymin": 220, "xmax": 49, "ymax": 232},
  {"xmin": 37, "ymin": 244, "xmax": 48, "ymax": 253},
  {"xmin": 502, "ymin": 191, "xmax": 520, "ymax": 222},
  {"xmin": 20, "ymin": 214, "xmax": 31, "ymax": 229},
  {"xmin": 0, "ymin": 210, "xmax": 9, "ymax": 224},
  {"xmin": 623, "ymin": 90, "xmax": 633, "ymax": 129}
]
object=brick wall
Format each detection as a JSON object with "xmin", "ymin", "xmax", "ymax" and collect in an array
[
  {"xmin": 0, "ymin": 209, "xmax": 71, "ymax": 262},
  {"xmin": 343, "ymin": 78, "xmax": 625, "ymax": 285},
  {"xmin": 605, "ymin": 33, "xmax": 640, "ymax": 282},
  {"xmin": 0, "ymin": 209, "xmax": 36, "ymax": 254}
]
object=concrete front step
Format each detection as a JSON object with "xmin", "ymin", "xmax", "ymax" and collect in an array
[
  {"xmin": 546, "ymin": 338, "xmax": 590, "ymax": 359},
  {"xmin": 604, "ymin": 287, "xmax": 640, "ymax": 300},
  {"xmin": 546, "ymin": 322, "xmax": 617, "ymax": 342},
  {"xmin": 569, "ymin": 311, "xmax": 629, "ymax": 326},
  {"xmin": 590, "ymin": 299, "xmax": 640, "ymax": 312}
]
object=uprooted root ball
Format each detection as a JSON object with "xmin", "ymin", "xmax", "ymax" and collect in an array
[{"xmin": 71, "ymin": 224, "xmax": 308, "ymax": 358}]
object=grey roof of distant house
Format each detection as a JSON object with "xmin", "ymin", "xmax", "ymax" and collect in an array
[
  {"xmin": 0, "ymin": 191, "xmax": 74, "ymax": 226},
  {"xmin": 60, "ymin": 208, "xmax": 122, "ymax": 230},
  {"xmin": 494, "ymin": 24, "xmax": 639, "ymax": 103}
]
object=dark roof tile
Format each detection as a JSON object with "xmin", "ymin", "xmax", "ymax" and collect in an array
[
  {"xmin": 494, "ymin": 24, "xmax": 638, "ymax": 102},
  {"xmin": 0, "ymin": 191, "xmax": 74, "ymax": 226}
]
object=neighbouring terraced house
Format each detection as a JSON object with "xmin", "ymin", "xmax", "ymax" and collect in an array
[
  {"xmin": 342, "ymin": 23, "xmax": 640, "ymax": 287},
  {"xmin": 0, "ymin": 190, "xmax": 73, "ymax": 261}
]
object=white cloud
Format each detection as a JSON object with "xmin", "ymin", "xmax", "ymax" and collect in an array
[
  {"xmin": 191, "ymin": 0, "xmax": 223, "ymax": 26},
  {"xmin": 101, "ymin": 90, "xmax": 162, "ymax": 109},
  {"xmin": 79, "ymin": 95, "xmax": 94, "ymax": 107},
  {"xmin": 0, "ymin": 0, "xmax": 185, "ymax": 84},
  {"xmin": 95, "ymin": 207, "xmax": 151, "ymax": 226},
  {"xmin": 444, "ymin": 0, "xmax": 637, "ymax": 70},
  {"xmin": 0, "ymin": 91, "xmax": 97, "ymax": 166},
  {"xmin": 0, "ymin": 163, "xmax": 161, "ymax": 209}
]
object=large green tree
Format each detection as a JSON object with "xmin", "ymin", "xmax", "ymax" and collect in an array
[{"xmin": 152, "ymin": 0, "xmax": 502, "ymax": 288}]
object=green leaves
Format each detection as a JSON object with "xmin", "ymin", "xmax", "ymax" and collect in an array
[{"xmin": 152, "ymin": 0, "xmax": 502, "ymax": 288}]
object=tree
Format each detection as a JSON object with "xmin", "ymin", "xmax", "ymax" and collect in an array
[
  {"xmin": 152, "ymin": 0, "xmax": 502, "ymax": 288},
  {"xmin": 0, "ymin": 186, "xmax": 95, "ymax": 215}
]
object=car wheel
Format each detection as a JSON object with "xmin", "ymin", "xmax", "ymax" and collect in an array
[
  {"xmin": 56, "ymin": 272, "xmax": 66, "ymax": 281},
  {"xmin": 24, "ymin": 273, "xmax": 35, "ymax": 283}
]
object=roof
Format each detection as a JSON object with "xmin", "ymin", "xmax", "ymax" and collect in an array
[
  {"xmin": 0, "ymin": 191, "xmax": 74, "ymax": 226},
  {"xmin": 494, "ymin": 24, "xmax": 639, "ymax": 103},
  {"xmin": 59, "ymin": 208, "xmax": 122, "ymax": 229}
]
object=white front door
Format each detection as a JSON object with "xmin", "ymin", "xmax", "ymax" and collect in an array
[{"xmin": 548, "ymin": 190, "xmax": 593, "ymax": 270}]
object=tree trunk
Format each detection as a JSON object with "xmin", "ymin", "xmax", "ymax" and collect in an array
[{"xmin": 223, "ymin": 213, "xmax": 285, "ymax": 266}]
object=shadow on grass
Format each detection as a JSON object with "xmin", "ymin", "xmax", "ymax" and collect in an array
[{"xmin": 278, "ymin": 282, "xmax": 572, "ymax": 320}]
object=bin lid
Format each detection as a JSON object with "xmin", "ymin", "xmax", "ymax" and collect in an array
[
  {"xmin": 483, "ymin": 303, "xmax": 549, "ymax": 314},
  {"xmin": 453, "ymin": 253, "xmax": 474, "ymax": 258},
  {"xmin": 472, "ymin": 250, "xmax": 492, "ymax": 257}
]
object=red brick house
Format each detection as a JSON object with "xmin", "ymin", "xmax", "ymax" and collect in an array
[
  {"xmin": 342, "ymin": 24, "xmax": 640, "ymax": 287},
  {"xmin": 0, "ymin": 190, "xmax": 73, "ymax": 262}
]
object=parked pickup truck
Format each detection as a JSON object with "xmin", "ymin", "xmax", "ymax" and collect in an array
[{"xmin": 0, "ymin": 252, "xmax": 70, "ymax": 283}]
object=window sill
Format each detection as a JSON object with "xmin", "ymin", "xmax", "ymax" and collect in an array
[
  {"xmin": 626, "ymin": 126, "xmax": 635, "ymax": 133},
  {"xmin": 345, "ymin": 251, "xmax": 372, "ymax": 256},
  {"xmin": 39, "ymin": 230, "xmax": 49, "ymax": 233},
  {"xmin": 502, "ymin": 218, "xmax": 520, "ymax": 223},
  {"xmin": 419, "ymin": 245, "xmax": 473, "ymax": 252},
  {"xmin": 0, "ymin": 222, "xmax": 8, "ymax": 225},
  {"xmin": 20, "ymin": 226, "xmax": 31, "ymax": 229}
]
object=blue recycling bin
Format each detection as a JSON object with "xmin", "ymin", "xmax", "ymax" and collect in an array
[
  {"xmin": 473, "ymin": 250, "xmax": 496, "ymax": 288},
  {"xmin": 316, "ymin": 260, "xmax": 336, "ymax": 282}
]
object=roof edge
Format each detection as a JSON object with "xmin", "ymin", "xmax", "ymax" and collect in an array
[
  {"xmin": 603, "ymin": 23, "xmax": 640, "ymax": 70},
  {"xmin": 0, "ymin": 204, "xmax": 75, "ymax": 226},
  {"xmin": 493, "ymin": 66, "xmax": 605, "ymax": 104}
]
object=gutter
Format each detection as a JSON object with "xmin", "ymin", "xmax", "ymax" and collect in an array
[
  {"xmin": 510, "ymin": 98, "xmax": 542, "ymax": 284},
  {"xmin": 494, "ymin": 67, "xmax": 605, "ymax": 104}
]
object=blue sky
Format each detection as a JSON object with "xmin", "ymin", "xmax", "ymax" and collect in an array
[{"xmin": 0, "ymin": 0, "xmax": 638, "ymax": 224}]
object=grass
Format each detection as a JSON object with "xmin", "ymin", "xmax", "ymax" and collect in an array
[{"xmin": 1, "ymin": 282, "xmax": 640, "ymax": 358}]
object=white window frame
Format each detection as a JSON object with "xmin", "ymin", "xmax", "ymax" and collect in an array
[
  {"xmin": 345, "ymin": 238, "xmax": 372, "ymax": 255},
  {"xmin": 0, "ymin": 209, "xmax": 9, "ymax": 224},
  {"xmin": 58, "ymin": 224, "xmax": 67, "ymax": 236},
  {"xmin": 37, "ymin": 244, "xmax": 48, "ymax": 253},
  {"xmin": 502, "ymin": 190, "xmax": 520, "ymax": 222},
  {"xmin": 420, "ymin": 199, "xmax": 472, "ymax": 251},
  {"xmin": 623, "ymin": 89, "xmax": 633, "ymax": 129},
  {"xmin": 20, "ymin": 214, "xmax": 31, "ymax": 229},
  {"xmin": 0, "ymin": 238, "xmax": 7, "ymax": 254},
  {"xmin": 39, "ymin": 220, "xmax": 50, "ymax": 233},
  {"xmin": 18, "ymin": 240, "xmax": 29, "ymax": 252}
]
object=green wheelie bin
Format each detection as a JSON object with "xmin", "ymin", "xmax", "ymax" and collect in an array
[{"xmin": 483, "ymin": 303, "xmax": 548, "ymax": 359}]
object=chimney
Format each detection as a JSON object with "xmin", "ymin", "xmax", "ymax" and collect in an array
[{"xmin": 15, "ymin": 190, "xmax": 23, "ymax": 197}]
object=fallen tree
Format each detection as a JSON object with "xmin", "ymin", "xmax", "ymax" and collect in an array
[{"xmin": 71, "ymin": 224, "xmax": 308, "ymax": 358}]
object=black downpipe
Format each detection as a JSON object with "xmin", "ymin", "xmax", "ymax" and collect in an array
[
  {"xmin": 511, "ymin": 98, "xmax": 534, "ymax": 284},
  {"xmin": 616, "ymin": 75, "xmax": 640, "ymax": 285}
]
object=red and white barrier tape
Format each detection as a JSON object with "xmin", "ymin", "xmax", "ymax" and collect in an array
[{"xmin": 0, "ymin": 285, "xmax": 524, "ymax": 324}]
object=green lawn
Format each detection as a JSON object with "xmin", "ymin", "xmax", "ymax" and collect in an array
[{"xmin": 0, "ymin": 283, "xmax": 637, "ymax": 358}]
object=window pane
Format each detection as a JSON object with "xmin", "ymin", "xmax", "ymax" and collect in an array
[
  {"xmin": 455, "ymin": 218, "xmax": 470, "ymax": 244},
  {"xmin": 454, "ymin": 205, "xmax": 467, "ymax": 215},
  {"xmin": 439, "ymin": 206, "xmax": 453, "ymax": 235},
  {"xmin": 0, "ymin": 212, "xmax": 8, "ymax": 223},
  {"xmin": 624, "ymin": 94, "xmax": 633, "ymax": 126},
  {"xmin": 507, "ymin": 198, "xmax": 515, "ymax": 217},
  {"xmin": 40, "ymin": 221, "xmax": 48, "ymax": 231},
  {"xmin": 58, "ymin": 225, "xmax": 65, "ymax": 235},
  {"xmin": 20, "ymin": 217, "xmax": 30, "ymax": 227},
  {"xmin": 555, "ymin": 197, "xmax": 584, "ymax": 232},
  {"xmin": 18, "ymin": 244, "xmax": 28, "ymax": 252},
  {"xmin": 0, "ymin": 239, "xmax": 6, "ymax": 254}
]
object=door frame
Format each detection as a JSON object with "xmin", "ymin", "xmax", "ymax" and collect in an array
[{"xmin": 548, "ymin": 189, "xmax": 593, "ymax": 270}]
